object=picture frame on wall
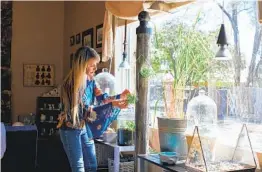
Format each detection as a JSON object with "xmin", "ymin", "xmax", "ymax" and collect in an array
[
  {"xmin": 76, "ymin": 33, "xmax": 81, "ymax": 44},
  {"xmin": 23, "ymin": 64, "xmax": 55, "ymax": 87},
  {"xmin": 70, "ymin": 53, "xmax": 74, "ymax": 68},
  {"xmin": 82, "ymin": 28, "xmax": 93, "ymax": 48},
  {"xmin": 96, "ymin": 24, "xmax": 103, "ymax": 48},
  {"xmin": 70, "ymin": 36, "xmax": 75, "ymax": 46}
]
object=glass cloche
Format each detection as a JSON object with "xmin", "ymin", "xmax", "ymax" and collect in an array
[
  {"xmin": 186, "ymin": 89, "xmax": 217, "ymax": 129},
  {"xmin": 94, "ymin": 68, "xmax": 116, "ymax": 96}
]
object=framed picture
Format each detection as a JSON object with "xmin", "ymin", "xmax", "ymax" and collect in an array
[
  {"xmin": 76, "ymin": 33, "xmax": 81, "ymax": 44},
  {"xmin": 70, "ymin": 36, "xmax": 75, "ymax": 46},
  {"xmin": 82, "ymin": 28, "xmax": 93, "ymax": 48},
  {"xmin": 70, "ymin": 53, "xmax": 74, "ymax": 68},
  {"xmin": 96, "ymin": 24, "xmax": 103, "ymax": 48},
  {"xmin": 23, "ymin": 64, "xmax": 55, "ymax": 87}
]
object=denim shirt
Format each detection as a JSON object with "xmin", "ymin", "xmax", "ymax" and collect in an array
[
  {"xmin": 82, "ymin": 80, "xmax": 110, "ymax": 110},
  {"xmin": 59, "ymin": 80, "xmax": 121, "ymax": 138}
]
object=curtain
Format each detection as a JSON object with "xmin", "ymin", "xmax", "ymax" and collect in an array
[
  {"xmin": 102, "ymin": 1, "xmax": 193, "ymax": 62},
  {"xmin": 101, "ymin": 10, "xmax": 114, "ymax": 62}
]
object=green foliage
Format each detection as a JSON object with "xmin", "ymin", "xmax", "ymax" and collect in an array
[
  {"xmin": 140, "ymin": 65, "xmax": 155, "ymax": 78},
  {"xmin": 151, "ymin": 15, "xmax": 214, "ymax": 88},
  {"xmin": 127, "ymin": 94, "xmax": 137, "ymax": 104},
  {"xmin": 125, "ymin": 121, "xmax": 135, "ymax": 131}
]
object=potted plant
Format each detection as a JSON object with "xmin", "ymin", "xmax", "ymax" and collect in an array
[
  {"xmin": 117, "ymin": 94, "xmax": 136, "ymax": 146},
  {"xmin": 117, "ymin": 121, "xmax": 135, "ymax": 146}
]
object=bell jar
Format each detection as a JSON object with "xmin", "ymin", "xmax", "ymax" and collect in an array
[
  {"xmin": 94, "ymin": 68, "xmax": 116, "ymax": 96},
  {"xmin": 186, "ymin": 89, "xmax": 217, "ymax": 131}
]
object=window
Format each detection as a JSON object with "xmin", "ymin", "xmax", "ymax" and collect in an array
[
  {"xmin": 149, "ymin": 0, "xmax": 262, "ymax": 150},
  {"xmin": 114, "ymin": 20, "xmax": 138, "ymax": 119},
  {"xmin": 114, "ymin": 0, "xmax": 262, "ymax": 156}
]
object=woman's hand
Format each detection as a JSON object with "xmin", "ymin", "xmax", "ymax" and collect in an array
[
  {"xmin": 120, "ymin": 89, "xmax": 131, "ymax": 99},
  {"xmin": 57, "ymin": 112, "xmax": 66, "ymax": 128},
  {"xmin": 112, "ymin": 99, "xmax": 128, "ymax": 109}
]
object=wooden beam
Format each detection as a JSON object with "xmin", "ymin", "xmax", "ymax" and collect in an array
[{"xmin": 134, "ymin": 11, "xmax": 152, "ymax": 172}]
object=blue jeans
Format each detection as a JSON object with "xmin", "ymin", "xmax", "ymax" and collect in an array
[{"xmin": 60, "ymin": 126, "xmax": 97, "ymax": 172}]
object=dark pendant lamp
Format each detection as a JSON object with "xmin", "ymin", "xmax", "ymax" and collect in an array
[
  {"xmin": 215, "ymin": 1, "xmax": 231, "ymax": 60},
  {"xmin": 119, "ymin": 20, "xmax": 130, "ymax": 69}
]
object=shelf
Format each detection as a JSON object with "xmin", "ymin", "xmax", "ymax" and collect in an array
[
  {"xmin": 39, "ymin": 121, "xmax": 58, "ymax": 124},
  {"xmin": 137, "ymin": 154, "xmax": 187, "ymax": 172},
  {"xmin": 36, "ymin": 96, "xmax": 61, "ymax": 140},
  {"xmin": 95, "ymin": 139, "xmax": 134, "ymax": 152}
]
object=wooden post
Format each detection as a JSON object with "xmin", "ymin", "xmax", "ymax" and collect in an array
[{"xmin": 135, "ymin": 11, "xmax": 152, "ymax": 172}]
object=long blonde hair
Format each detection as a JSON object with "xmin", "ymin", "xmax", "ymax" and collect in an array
[{"xmin": 61, "ymin": 46, "xmax": 99, "ymax": 127}]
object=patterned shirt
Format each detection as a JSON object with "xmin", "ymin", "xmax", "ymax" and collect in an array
[{"xmin": 58, "ymin": 80, "xmax": 121, "ymax": 138}]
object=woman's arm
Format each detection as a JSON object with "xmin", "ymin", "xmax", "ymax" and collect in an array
[
  {"xmin": 93, "ymin": 81, "xmax": 130, "ymax": 103},
  {"xmin": 83, "ymin": 99, "xmax": 128, "ymax": 121}
]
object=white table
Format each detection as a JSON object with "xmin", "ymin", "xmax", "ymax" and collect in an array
[{"xmin": 95, "ymin": 139, "xmax": 134, "ymax": 172}]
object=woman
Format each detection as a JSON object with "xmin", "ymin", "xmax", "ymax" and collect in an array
[{"xmin": 57, "ymin": 46, "xmax": 130, "ymax": 172}]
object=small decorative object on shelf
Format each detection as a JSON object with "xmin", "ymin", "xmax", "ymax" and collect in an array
[
  {"xmin": 185, "ymin": 124, "xmax": 257, "ymax": 172},
  {"xmin": 36, "ymin": 96, "xmax": 61, "ymax": 138},
  {"xmin": 41, "ymin": 86, "xmax": 61, "ymax": 97},
  {"xmin": 40, "ymin": 114, "xmax": 46, "ymax": 122}
]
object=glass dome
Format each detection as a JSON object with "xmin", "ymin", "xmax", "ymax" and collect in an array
[
  {"xmin": 94, "ymin": 68, "xmax": 116, "ymax": 96},
  {"xmin": 186, "ymin": 89, "xmax": 217, "ymax": 128}
]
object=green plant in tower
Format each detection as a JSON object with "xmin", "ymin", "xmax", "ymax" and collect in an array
[{"xmin": 140, "ymin": 66, "xmax": 155, "ymax": 78}]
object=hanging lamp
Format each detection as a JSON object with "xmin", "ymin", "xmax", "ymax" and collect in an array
[
  {"xmin": 119, "ymin": 20, "xmax": 130, "ymax": 69},
  {"xmin": 215, "ymin": 1, "xmax": 231, "ymax": 60}
]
